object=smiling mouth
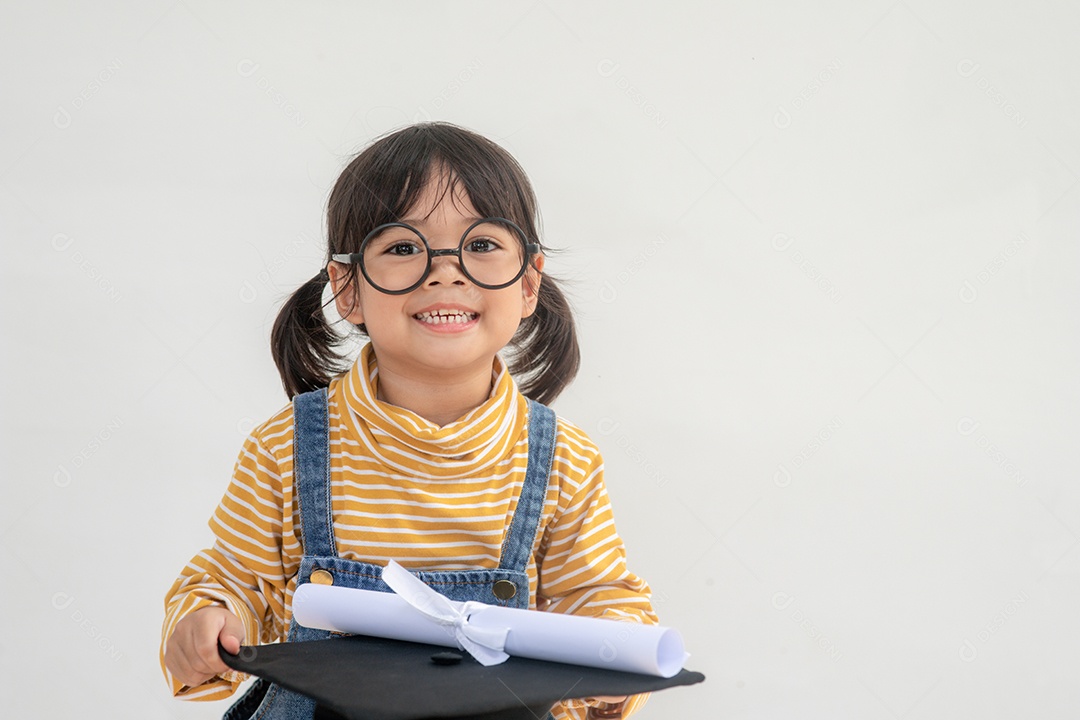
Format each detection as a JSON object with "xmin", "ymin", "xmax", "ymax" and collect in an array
[{"xmin": 413, "ymin": 310, "xmax": 479, "ymax": 325}]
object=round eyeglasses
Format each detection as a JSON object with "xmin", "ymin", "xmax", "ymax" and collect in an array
[{"xmin": 330, "ymin": 217, "xmax": 540, "ymax": 295}]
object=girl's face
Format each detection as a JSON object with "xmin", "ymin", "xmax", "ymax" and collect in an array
[{"xmin": 328, "ymin": 176, "xmax": 543, "ymax": 385}]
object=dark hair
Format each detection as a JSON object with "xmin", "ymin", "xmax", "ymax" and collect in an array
[{"xmin": 270, "ymin": 122, "xmax": 580, "ymax": 405}]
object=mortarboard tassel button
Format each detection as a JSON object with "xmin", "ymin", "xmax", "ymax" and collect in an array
[
  {"xmin": 430, "ymin": 651, "xmax": 463, "ymax": 666},
  {"xmin": 492, "ymin": 579, "xmax": 517, "ymax": 600}
]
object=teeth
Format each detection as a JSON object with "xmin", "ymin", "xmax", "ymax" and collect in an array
[{"xmin": 415, "ymin": 310, "xmax": 478, "ymax": 324}]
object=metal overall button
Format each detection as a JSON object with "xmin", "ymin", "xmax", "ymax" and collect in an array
[
  {"xmin": 492, "ymin": 579, "xmax": 517, "ymax": 600},
  {"xmin": 310, "ymin": 569, "xmax": 334, "ymax": 585}
]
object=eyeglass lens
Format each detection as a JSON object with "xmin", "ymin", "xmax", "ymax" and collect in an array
[{"xmin": 361, "ymin": 219, "xmax": 527, "ymax": 292}]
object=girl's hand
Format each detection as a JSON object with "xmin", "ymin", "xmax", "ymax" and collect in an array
[{"xmin": 164, "ymin": 605, "xmax": 246, "ymax": 688}]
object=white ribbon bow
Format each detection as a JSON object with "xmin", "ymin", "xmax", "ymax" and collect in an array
[{"xmin": 380, "ymin": 560, "xmax": 511, "ymax": 666}]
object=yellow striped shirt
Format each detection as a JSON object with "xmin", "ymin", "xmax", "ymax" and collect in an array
[{"xmin": 161, "ymin": 344, "xmax": 657, "ymax": 718}]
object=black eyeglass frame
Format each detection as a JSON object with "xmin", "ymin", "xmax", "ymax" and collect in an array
[{"xmin": 330, "ymin": 217, "xmax": 541, "ymax": 295}]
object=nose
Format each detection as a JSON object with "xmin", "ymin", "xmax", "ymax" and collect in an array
[{"xmin": 425, "ymin": 248, "xmax": 467, "ymax": 285}]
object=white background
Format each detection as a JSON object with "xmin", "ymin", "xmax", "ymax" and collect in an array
[{"xmin": 2, "ymin": 1, "xmax": 1078, "ymax": 718}]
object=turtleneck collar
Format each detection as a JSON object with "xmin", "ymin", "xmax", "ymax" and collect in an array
[{"xmin": 336, "ymin": 343, "xmax": 529, "ymax": 480}]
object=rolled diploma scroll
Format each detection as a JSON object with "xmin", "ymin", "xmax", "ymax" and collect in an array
[{"xmin": 292, "ymin": 582, "xmax": 688, "ymax": 678}]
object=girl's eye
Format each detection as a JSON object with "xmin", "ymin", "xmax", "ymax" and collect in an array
[
  {"xmin": 465, "ymin": 237, "xmax": 499, "ymax": 253},
  {"xmin": 383, "ymin": 240, "xmax": 423, "ymax": 256},
  {"xmin": 365, "ymin": 226, "xmax": 426, "ymax": 258}
]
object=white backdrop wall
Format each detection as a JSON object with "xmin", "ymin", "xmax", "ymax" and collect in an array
[{"xmin": 2, "ymin": 2, "xmax": 1078, "ymax": 718}]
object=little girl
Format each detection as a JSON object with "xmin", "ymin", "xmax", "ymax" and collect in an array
[{"xmin": 161, "ymin": 122, "xmax": 658, "ymax": 719}]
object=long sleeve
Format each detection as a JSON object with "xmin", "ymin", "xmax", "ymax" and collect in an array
[
  {"xmin": 537, "ymin": 421, "xmax": 657, "ymax": 719},
  {"xmin": 160, "ymin": 428, "xmax": 292, "ymax": 699}
]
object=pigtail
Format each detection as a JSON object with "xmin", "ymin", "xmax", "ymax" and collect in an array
[
  {"xmin": 508, "ymin": 273, "xmax": 580, "ymax": 406},
  {"xmin": 270, "ymin": 270, "xmax": 350, "ymax": 398}
]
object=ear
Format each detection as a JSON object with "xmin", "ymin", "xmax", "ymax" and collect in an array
[
  {"xmin": 326, "ymin": 262, "xmax": 366, "ymax": 325},
  {"xmin": 520, "ymin": 254, "xmax": 544, "ymax": 319}
]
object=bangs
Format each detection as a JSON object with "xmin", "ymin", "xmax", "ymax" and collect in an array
[{"xmin": 327, "ymin": 123, "xmax": 540, "ymax": 256}]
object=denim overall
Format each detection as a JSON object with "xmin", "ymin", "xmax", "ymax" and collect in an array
[{"xmin": 224, "ymin": 387, "xmax": 558, "ymax": 720}]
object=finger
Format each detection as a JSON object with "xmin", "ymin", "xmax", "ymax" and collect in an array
[
  {"xmin": 219, "ymin": 633, "xmax": 242, "ymax": 655},
  {"xmin": 167, "ymin": 634, "xmax": 212, "ymax": 687},
  {"xmin": 219, "ymin": 612, "xmax": 246, "ymax": 655},
  {"xmin": 174, "ymin": 657, "xmax": 212, "ymax": 687},
  {"xmin": 193, "ymin": 615, "xmax": 231, "ymax": 677}
]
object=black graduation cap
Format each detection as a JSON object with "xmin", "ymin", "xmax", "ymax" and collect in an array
[{"xmin": 221, "ymin": 634, "xmax": 705, "ymax": 720}]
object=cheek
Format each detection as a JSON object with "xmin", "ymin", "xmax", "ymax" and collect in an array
[
  {"xmin": 353, "ymin": 291, "xmax": 391, "ymax": 329},
  {"xmin": 496, "ymin": 289, "xmax": 534, "ymax": 328},
  {"xmin": 354, "ymin": 291, "xmax": 423, "ymax": 339}
]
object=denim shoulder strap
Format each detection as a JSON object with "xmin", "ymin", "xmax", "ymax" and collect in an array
[
  {"xmin": 498, "ymin": 399, "xmax": 556, "ymax": 572},
  {"xmin": 292, "ymin": 387, "xmax": 337, "ymax": 558}
]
